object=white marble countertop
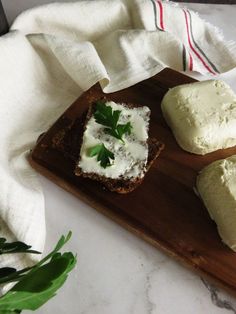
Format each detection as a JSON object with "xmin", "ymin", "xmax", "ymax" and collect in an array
[{"xmin": 2, "ymin": 1, "xmax": 236, "ymax": 313}]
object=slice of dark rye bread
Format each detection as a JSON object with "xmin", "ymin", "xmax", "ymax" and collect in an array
[{"xmin": 52, "ymin": 100, "xmax": 164, "ymax": 193}]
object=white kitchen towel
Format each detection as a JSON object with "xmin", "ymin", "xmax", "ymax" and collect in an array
[{"xmin": 0, "ymin": 0, "xmax": 236, "ymax": 271}]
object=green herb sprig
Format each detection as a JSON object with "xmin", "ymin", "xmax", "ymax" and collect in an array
[
  {"xmin": 94, "ymin": 101, "xmax": 132, "ymax": 143},
  {"xmin": 88, "ymin": 143, "xmax": 114, "ymax": 168},
  {"xmin": 0, "ymin": 238, "xmax": 40, "ymax": 256},
  {"xmin": 0, "ymin": 232, "xmax": 76, "ymax": 313}
]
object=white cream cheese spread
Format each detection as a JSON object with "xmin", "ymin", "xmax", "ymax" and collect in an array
[
  {"xmin": 161, "ymin": 80, "xmax": 236, "ymax": 155},
  {"xmin": 197, "ymin": 155, "xmax": 236, "ymax": 251},
  {"xmin": 79, "ymin": 101, "xmax": 150, "ymax": 179}
]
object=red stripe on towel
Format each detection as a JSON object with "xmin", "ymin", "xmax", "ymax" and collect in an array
[
  {"xmin": 183, "ymin": 9, "xmax": 216, "ymax": 75},
  {"xmin": 156, "ymin": 1, "xmax": 164, "ymax": 30}
]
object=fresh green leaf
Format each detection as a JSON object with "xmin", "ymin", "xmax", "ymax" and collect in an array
[
  {"xmin": 0, "ymin": 310, "xmax": 21, "ymax": 313},
  {"xmin": 117, "ymin": 122, "xmax": 132, "ymax": 137},
  {"xmin": 0, "ymin": 232, "xmax": 76, "ymax": 313},
  {"xmin": 104, "ymin": 128, "xmax": 121, "ymax": 141},
  {"xmin": 0, "ymin": 254, "xmax": 76, "ymax": 311},
  {"xmin": 0, "ymin": 267, "xmax": 31, "ymax": 285},
  {"xmin": 0, "ymin": 268, "xmax": 16, "ymax": 278},
  {"xmin": 0, "ymin": 232, "xmax": 73, "ymax": 285},
  {"xmin": 88, "ymin": 143, "xmax": 114, "ymax": 168},
  {"xmin": 0, "ymin": 238, "xmax": 6, "ymax": 246},
  {"xmin": 94, "ymin": 101, "xmax": 132, "ymax": 142},
  {"xmin": 94, "ymin": 101, "xmax": 121, "ymax": 130},
  {"xmin": 30, "ymin": 231, "xmax": 72, "ymax": 273},
  {"xmin": 0, "ymin": 238, "xmax": 40, "ymax": 255},
  {"xmin": 0, "ymin": 238, "xmax": 41, "ymax": 285},
  {"xmin": 88, "ymin": 144, "xmax": 103, "ymax": 158},
  {"xmin": 105, "ymin": 122, "xmax": 132, "ymax": 142}
]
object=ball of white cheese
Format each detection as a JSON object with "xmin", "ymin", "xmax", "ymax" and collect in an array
[
  {"xmin": 196, "ymin": 156, "xmax": 236, "ymax": 251},
  {"xmin": 161, "ymin": 80, "xmax": 236, "ymax": 155}
]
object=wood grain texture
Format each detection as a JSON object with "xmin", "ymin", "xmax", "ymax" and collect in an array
[{"xmin": 29, "ymin": 68, "xmax": 236, "ymax": 297}]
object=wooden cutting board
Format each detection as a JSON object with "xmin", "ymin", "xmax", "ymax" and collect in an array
[{"xmin": 29, "ymin": 68, "xmax": 236, "ymax": 297}]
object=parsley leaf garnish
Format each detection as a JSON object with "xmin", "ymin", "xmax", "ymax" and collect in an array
[
  {"xmin": 0, "ymin": 232, "xmax": 76, "ymax": 313},
  {"xmin": 88, "ymin": 143, "xmax": 114, "ymax": 168},
  {"xmin": 94, "ymin": 101, "xmax": 120, "ymax": 130},
  {"xmin": 94, "ymin": 101, "xmax": 132, "ymax": 142},
  {"xmin": 0, "ymin": 237, "xmax": 40, "ymax": 255},
  {"xmin": 105, "ymin": 121, "xmax": 132, "ymax": 141}
]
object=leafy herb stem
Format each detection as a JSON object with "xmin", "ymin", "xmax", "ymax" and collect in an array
[
  {"xmin": 87, "ymin": 143, "xmax": 114, "ymax": 168},
  {"xmin": 0, "ymin": 232, "xmax": 76, "ymax": 313},
  {"xmin": 0, "ymin": 238, "xmax": 40, "ymax": 255},
  {"xmin": 94, "ymin": 101, "xmax": 132, "ymax": 143}
]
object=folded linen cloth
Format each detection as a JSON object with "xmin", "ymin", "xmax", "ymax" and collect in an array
[{"xmin": 0, "ymin": 0, "xmax": 235, "ymax": 271}]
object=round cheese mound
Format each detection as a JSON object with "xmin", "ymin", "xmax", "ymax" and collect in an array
[{"xmin": 161, "ymin": 80, "xmax": 236, "ymax": 155}]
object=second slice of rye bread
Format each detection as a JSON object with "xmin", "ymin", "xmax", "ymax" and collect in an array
[{"xmin": 52, "ymin": 101, "xmax": 164, "ymax": 193}]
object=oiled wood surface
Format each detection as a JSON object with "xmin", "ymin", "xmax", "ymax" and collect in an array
[{"xmin": 30, "ymin": 68, "xmax": 236, "ymax": 297}]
